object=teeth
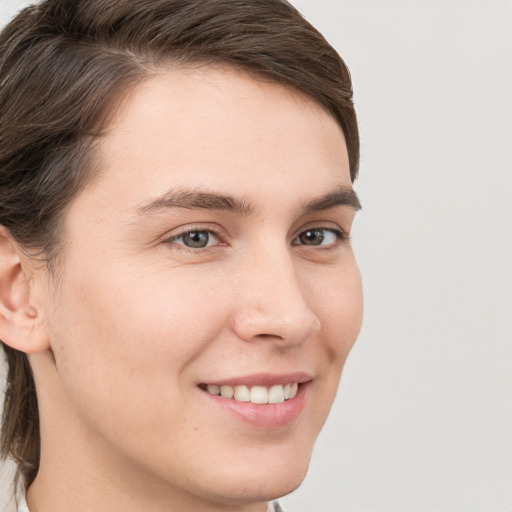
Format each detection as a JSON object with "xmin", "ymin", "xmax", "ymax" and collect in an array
[
  {"xmin": 268, "ymin": 385, "xmax": 285, "ymax": 403},
  {"xmin": 220, "ymin": 385, "xmax": 234, "ymax": 399},
  {"xmin": 207, "ymin": 384, "xmax": 220, "ymax": 395},
  {"xmin": 234, "ymin": 385, "xmax": 250, "ymax": 402},
  {"xmin": 250, "ymin": 386, "xmax": 268, "ymax": 404},
  {"xmin": 205, "ymin": 383, "xmax": 300, "ymax": 404}
]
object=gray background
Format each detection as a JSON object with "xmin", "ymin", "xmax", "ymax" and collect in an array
[{"xmin": 1, "ymin": 0, "xmax": 511, "ymax": 510}]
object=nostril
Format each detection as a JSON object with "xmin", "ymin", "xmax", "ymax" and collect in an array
[{"xmin": 255, "ymin": 333, "xmax": 285, "ymax": 341}]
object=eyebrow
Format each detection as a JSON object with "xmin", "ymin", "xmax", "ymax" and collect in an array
[
  {"xmin": 136, "ymin": 185, "xmax": 361, "ymax": 216},
  {"xmin": 137, "ymin": 189, "xmax": 253, "ymax": 215},
  {"xmin": 302, "ymin": 186, "xmax": 361, "ymax": 213}
]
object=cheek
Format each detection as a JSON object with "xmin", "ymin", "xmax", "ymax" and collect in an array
[
  {"xmin": 311, "ymin": 259, "xmax": 363, "ymax": 357},
  {"xmin": 44, "ymin": 265, "xmax": 236, "ymax": 477},
  {"xmin": 47, "ymin": 262, "xmax": 229, "ymax": 417},
  {"xmin": 301, "ymin": 260, "xmax": 363, "ymax": 428}
]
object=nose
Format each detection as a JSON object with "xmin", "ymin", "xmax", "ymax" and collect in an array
[{"xmin": 231, "ymin": 248, "xmax": 320, "ymax": 347}]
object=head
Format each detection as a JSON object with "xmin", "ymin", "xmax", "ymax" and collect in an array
[{"xmin": 0, "ymin": 0, "xmax": 361, "ymax": 508}]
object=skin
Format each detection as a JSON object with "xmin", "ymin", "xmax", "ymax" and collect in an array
[{"xmin": 2, "ymin": 66, "xmax": 362, "ymax": 511}]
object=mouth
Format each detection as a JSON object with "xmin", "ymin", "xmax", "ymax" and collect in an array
[
  {"xmin": 197, "ymin": 373, "xmax": 311, "ymax": 429},
  {"xmin": 199, "ymin": 382, "xmax": 299, "ymax": 404}
]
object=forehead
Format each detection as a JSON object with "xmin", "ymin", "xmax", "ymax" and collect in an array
[{"xmin": 79, "ymin": 66, "xmax": 350, "ymax": 214}]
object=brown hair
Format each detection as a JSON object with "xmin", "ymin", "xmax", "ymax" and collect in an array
[{"xmin": 0, "ymin": 0, "xmax": 359, "ymax": 488}]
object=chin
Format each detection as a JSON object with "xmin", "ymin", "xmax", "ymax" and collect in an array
[
  {"xmin": 248, "ymin": 465, "xmax": 308, "ymax": 502},
  {"xmin": 202, "ymin": 468, "xmax": 309, "ymax": 507},
  {"xmin": 191, "ymin": 441, "xmax": 313, "ymax": 506}
]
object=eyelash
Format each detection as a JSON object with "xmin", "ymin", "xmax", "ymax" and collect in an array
[
  {"xmin": 169, "ymin": 228, "xmax": 222, "ymax": 250},
  {"xmin": 164, "ymin": 224, "xmax": 348, "ymax": 252},
  {"xmin": 291, "ymin": 227, "xmax": 347, "ymax": 248}
]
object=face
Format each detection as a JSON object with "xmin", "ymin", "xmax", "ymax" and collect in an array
[{"xmin": 36, "ymin": 67, "xmax": 362, "ymax": 507}]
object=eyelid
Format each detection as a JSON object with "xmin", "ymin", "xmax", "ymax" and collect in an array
[
  {"xmin": 173, "ymin": 230, "xmax": 219, "ymax": 247},
  {"xmin": 161, "ymin": 223, "xmax": 227, "ymax": 248},
  {"xmin": 291, "ymin": 223, "xmax": 349, "ymax": 248},
  {"xmin": 159, "ymin": 221, "xmax": 348, "ymax": 251},
  {"xmin": 293, "ymin": 221, "xmax": 348, "ymax": 238}
]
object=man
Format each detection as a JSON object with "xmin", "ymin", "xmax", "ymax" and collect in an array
[{"xmin": 0, "ymin": 1, "xmax": 362, "ymax": 510}]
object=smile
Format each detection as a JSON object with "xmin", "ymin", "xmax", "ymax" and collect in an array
[
  {"xmin": 203, "ymin": 383, "xmax": 299, "ymax": 404},
  {"xmin": 198, "ymin": 373, "xmax": 311, "ymax": 428}
]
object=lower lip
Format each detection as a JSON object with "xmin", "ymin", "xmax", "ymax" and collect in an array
[{"xmin": 200, "ymin": 383, "xmax": 309, "ymax": 429}]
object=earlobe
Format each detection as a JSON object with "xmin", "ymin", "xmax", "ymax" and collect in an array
[{"xmin": 0, "ymin": 227, "xmax": 50, "ymax": 354}]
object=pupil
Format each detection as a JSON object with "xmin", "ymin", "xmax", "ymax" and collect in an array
[
  {"xmin": 183, "ymin": 231, "xmax": 209, "ymax": 248},
  {"xmin": 300, "ymin": 229, "xmax": 324, "ymax": 246}
]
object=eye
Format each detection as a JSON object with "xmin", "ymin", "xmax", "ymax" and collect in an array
[
  {"xmin": 293, "ymin": 228, "xmax": 343, "ymax": 247},
  {"xmin": 172, "ymin": 230, "xmax": 220, "ymax": 249}
]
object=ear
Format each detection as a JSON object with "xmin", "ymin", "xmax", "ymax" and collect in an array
[{"xmin": 0, "ymin": 227, "xmax": 50, "ymax": 353}]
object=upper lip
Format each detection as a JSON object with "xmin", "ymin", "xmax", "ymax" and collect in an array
[{"xmin": 199, "ymin": 372, "xmax": 312, "ymax": 387}]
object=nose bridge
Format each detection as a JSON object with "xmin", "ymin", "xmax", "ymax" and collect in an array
[{"xmin": 232, "ymin": 243, "xmax": 320, "ymax": 346}]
